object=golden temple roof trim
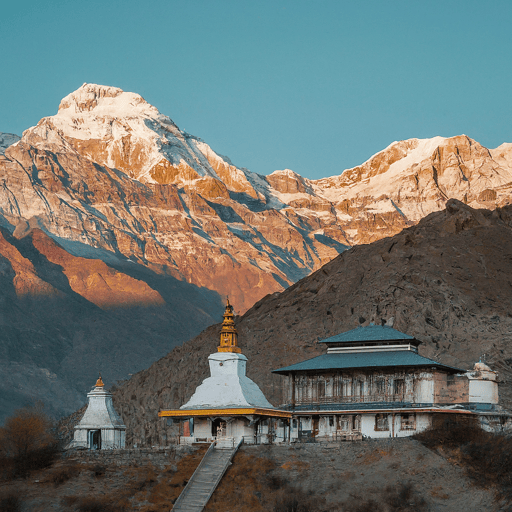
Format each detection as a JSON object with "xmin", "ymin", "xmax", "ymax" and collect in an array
[{"xmin": 158, "ymin": 407, "xmax": 292, "ymax": 419}]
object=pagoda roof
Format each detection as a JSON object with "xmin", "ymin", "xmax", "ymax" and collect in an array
[
  {"xmin": 272, "ymin": 350, "xmax": 464, "ymax": 374},
  {"xmin": 318, "ymin": 324, "xmax": 417, "ymax": 344}
]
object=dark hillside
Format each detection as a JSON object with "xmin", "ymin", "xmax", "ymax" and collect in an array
[{"xmin": 113, "ymin": 199, "xmax": 512, "ymax": 446}]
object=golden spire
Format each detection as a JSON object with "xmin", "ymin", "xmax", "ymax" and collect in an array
[
  {"xmin": 95, "ymin": 372, "xmax": 104, "ymax": 387},
  {"xmin": 217, "ymin": 298, "xmax": 241, "ymax": 353}
]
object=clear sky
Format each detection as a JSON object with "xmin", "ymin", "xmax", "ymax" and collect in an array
[{"xmin": 1, "ymin": 0, "xmax": 511, "ymax": 180}]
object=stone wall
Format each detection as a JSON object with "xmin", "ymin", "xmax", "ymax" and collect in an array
[{"xmin": 63, "ymin": 445, "xmax": 201, "ymax": 469}]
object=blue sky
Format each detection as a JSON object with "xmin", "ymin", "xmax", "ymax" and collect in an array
[{"xmin": 1, "ymin": 0, "xmax": 511, "ymax": 180}]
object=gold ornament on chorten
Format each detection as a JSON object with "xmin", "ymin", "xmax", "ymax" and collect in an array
[
  {"xmin": 217, "ymin": 298, "xmax": 241, "ymax": 353},
  {"xmin": 95, "ymin": 373, "xmax": 104, "ymax": 387}
]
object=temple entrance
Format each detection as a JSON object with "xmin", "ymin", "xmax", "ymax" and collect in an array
[
  {"xmin": 211, "ymin": 419, "xmax": 227, "ymax": 438},
  {"xmin": 88, "ymin": 429, "xmax": 101, "ymax": 450}
]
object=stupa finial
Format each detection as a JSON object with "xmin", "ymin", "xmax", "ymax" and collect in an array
[
  {"xmin": 218, "ymin": 298, "xmax": 241, "ymax": 353},
  {"xmin": 95, "ymin": 372, "xmax": 104, "ymax": 388}
]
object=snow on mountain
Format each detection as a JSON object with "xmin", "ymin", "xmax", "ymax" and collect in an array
[
  {"xmin": 26, "ymin": 83, "xmax": 261, "ymax": 197},
  {"xmin": 312, "ymin": 135, "xmax": 512, "ymax": 239},
  {"xmin": 2, "ymin": 83, "xmax": 512, "ymax": 313}
]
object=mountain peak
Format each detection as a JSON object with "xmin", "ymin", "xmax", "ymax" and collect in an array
[{"xmin": 57, "ymin": 83, "xmax": 152, "ymax": 116}]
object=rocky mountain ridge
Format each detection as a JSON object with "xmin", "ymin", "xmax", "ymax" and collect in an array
[
  {"xmin": 110, "ymin": 201, "xmax": 512, "ymax": 446},
  {"xmin": 2, "ymin": 84, "xmax": 512, "ymax": 313},
  {"xmin": 2, "ymin": 83, "xmax": 512, "ymax": 423}
]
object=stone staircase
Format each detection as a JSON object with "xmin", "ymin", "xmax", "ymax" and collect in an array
[{"xmin": 171, "ymin": 438, "xmax": 242, "ymax": 511}]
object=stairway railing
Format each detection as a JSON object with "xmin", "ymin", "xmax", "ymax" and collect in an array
[
  {"xmin": 172, "ymin": 441, "xmax": 215, "ymax": 510},
  {"xmin": 172, "ymin": 437, "xmax": 243, "ymax": 511}
]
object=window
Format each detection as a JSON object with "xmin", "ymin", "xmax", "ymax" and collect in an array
[
  {"xmin": 339, "ymin": 416, "xmax": 350, "ymax": 431},
  {"xmin": 401, "ymin": 414, "xmax": 416, "ymax": 430},
  {"xmin": 375, "ymin": 414, "xmax": 389, "ymax": 431},
  {"xmin": 376, "ymin": 379, "xmax": 386, "ymax": 395},
  {"xmin": 292, "ymin": 419, "xmax": 298, "ymax": 429},
  {"xmin": 393, "ymin": 379, "xmax": 404, "ymax": 396},
  {"xmin": 318, "ymin": 380, "xmax": 326, "ymax": 398},
  {"xmin": 329, "ymin": 416, "xmax": 334, "ymax": 427}
]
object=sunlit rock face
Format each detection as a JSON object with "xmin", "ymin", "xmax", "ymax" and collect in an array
[
  {"xmin": 1, "ymin": 85, "xmax": 512, "ymax": 314},
  {"xmin": 112, "ymin": 201, "xmax": 512, "ymax": 446}
]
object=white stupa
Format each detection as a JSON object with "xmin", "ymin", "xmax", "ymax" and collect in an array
[
  {"xmin": 159, "ymin": 299, "xmax": 291, "ymax": 444},
  {"xmin": 71, "ymin": 375, "xmax": 126, "ymax": 450},
  {"xmin": 180, "ymin": 349, "xmax": 273, "ymax": 410}
]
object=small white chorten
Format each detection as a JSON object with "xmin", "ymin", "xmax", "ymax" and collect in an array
[{"xmin": 72, "ymin": 375, "xmax": 126, "ymax": 449}]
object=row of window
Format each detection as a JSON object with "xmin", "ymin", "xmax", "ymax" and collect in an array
[
  {"xmin": 375, "ymin": 413, "xmax": 416, "ymax": 431},
  {"xmin": 298, "ymin": 378, "xmax": 406, "ymax": 399},
  {"xmin": 291, "ymin": 414, "xmax": 417, "ymax": 432}
]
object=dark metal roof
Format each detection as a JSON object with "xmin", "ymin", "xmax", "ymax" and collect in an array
[
  {"xmin": 319, "ymin": 325, "xmax": 416, "ymax": 344},
  {"xmin": 272, "ymin": 350, "xmax": 464, "ymax": 374}
]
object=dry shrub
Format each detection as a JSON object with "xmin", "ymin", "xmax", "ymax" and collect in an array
[
  {"xmin": 382, "ymin": 482, "xmax": 427, "ymax": 511},
  {"xmin": 205, "ymin": 451, "xmax": 327, "ymax": 512},
  {"xmin": 48, "ymin": 463, "xmax": 81, "ymax": 485},
  {"xmin": 62, "ymin": 496, "xmax": 79, "ymax": 507},
  {"xmin": 127, "ymin": 446, "xmax": 207, "ymax": 509},
  {"xmin": 205, "ymin": 451, "xmax": 275, "ymax": 511},
  {"xmin": 0, "ymin": 406, "xmax": 59, "ymax": 479},
  {"xmin": 73, "ymin": 495, "xmax": 127, "ymax": 512},
  {"xmin": 273, "ymin": 489, "xmax": 323, "ymax": 512},
  {"xmin": 415, "ymin": 418, "xmax": 512, "ymax": 503},
  {"xmin": 463, "ymin": 434, "xmax": 512, "ymax": 499},
  {"xmin": 343, "ymin": 482, "xmax": 427, "ymax": 512},
  {"xmin": 343, "ymin": 499, "xmax": 381, "ymax": 512},
  {"xmin": 91, "ymin": 464, "xmax": 106, "ymax": 477},
  {"xmin": 0, "ymin": 492, "xmax": 22, "ymax": 512},
  {"xmin": 414, "ymin": 414, "xmax": 483, "ymax": 449}
]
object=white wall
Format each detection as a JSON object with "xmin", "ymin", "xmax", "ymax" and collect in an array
[
  {"xmin": 415, "ymin": 377, "xmax": 435, "ymax": 403},
  {"xmin": 468, "ymin": 380, "xmax": 498, "ymax": 404}
]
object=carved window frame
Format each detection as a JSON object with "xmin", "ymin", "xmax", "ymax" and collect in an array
[
  {"xmin": 400, "ymin": 413, "xmax": 416, "ymax": 430},
  {"xmin": 375, "ymin": 413, "xmax": 389, "ymax": 431}
]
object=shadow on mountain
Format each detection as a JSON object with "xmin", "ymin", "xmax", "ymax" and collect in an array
[
  {"xmin": 0, "ymin": 227, "xmax": 224, "ymax": 424},
  {"xmin": 313, "ymin": 233, "xmax": 350, "ymax": 252}
]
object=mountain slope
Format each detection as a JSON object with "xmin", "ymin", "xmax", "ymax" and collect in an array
[
  {"xmin": 111, "ymin": 200, "xmax": 512, "ymax": 446},
  {"xmin": 3, "ymin": 85, "xmax": 512, "ymax": 425},
  {"xmin": 0, "ymin": 226, "xmax": 222, "ymax": 423},
  {"xmin": 2, "ymin": 84, "xmax": 512, "ymax": 314}
]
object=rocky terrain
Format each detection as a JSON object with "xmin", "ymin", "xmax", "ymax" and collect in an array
[
  {"xmin": 0, "ymin": 441, "xmax": 500, "ymax": 511},
  {"xmin": 111, "ymin": 200, "xmax": 512, "ymax": 446},
  {"xmin": 2, "ymin": 83, "xmax": 512, "ymax": 423}
]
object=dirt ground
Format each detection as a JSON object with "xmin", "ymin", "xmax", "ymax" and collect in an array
[{"xmin": 0, "ymin": 439, "xmax": 501, "ymax": 511}]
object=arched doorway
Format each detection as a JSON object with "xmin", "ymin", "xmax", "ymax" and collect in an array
[{"xmin": 89, "ymin": 429, "xmax": 102, "ymax": 450}]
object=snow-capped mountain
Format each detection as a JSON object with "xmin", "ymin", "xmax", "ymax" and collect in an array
[
  {"xmin": 2, "ymin": 83, "xmax": 512, "ymax": 421},
  {"xmin": 2, "ymin": 84, "xmax": 512, "ymax": 313}
]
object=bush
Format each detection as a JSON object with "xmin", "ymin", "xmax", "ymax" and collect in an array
[
  {"xmin": 0, "ymin": 493, "xmax": 22, "ymax": 512},
  {"xmin": 73, "ymin": 496, "xmax": 127, "ymax": 512},
  {"xmin": 414, "ymin": 414, "xmax": 483, "ymax": 449},
  {"xmin": 49, "ymin": 463, "xmax": 81, "ymax": 485},
  {"xmin": 91, "ymin": 464, "xmax": 106, "ymax": 477},
  {"xmin": 415, "ymin": 417, "xmax": 512, "ymax": 503},
  {"xmin": 0, "ymin": 405, "xmax": 58, "ymax": 478},
  {"xmin": 382, "ymin": 482, "xmax": 427, "ymax": 511}
]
